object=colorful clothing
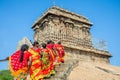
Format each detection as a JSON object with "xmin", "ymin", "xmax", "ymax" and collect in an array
[
  {"xmin": 46, "ymin": 44, "xmax": 56, "ymax": 75},
  {"xmin": 47, "ymin": 44, "xmax": 56, "ymax": 62},
  {"xmin": 28, "ymin": 48, "xmax": 43, "ymax": 80},
  {"xmin": 40, "ymin": 48, "xmax": 51, "ymax": 78},
  {"xmin": 9, "ymin": 50, "xmax": 31, "ymax": 80},
  {"xmin": 54, "ymin": 44, "xmax": 65, "ymax": 63},
  {"xmin": 46, "ymin": 48, "xmax": 56, "ymax": 75}
]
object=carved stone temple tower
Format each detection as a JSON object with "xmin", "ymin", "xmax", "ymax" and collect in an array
[{"xmin": 32, "ymin": 6, "xmax": 111, "ymax": 63}]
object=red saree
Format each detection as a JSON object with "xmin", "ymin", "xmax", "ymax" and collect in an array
[
  {"xmin": 46, "ymin": 44, "xmax": 56, "ymax": 75},
  {"xmin": 54, "ymin": 44, "xmax": 65, "ymax": 63},
  {"xmin": 9, "ymin": 50, "xmax": 31, "ymax": 80}
]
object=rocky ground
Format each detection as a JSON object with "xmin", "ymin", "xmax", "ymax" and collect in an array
[
  {"xmin": 68, "ymin": 60, "xmax": 120, "ymax": 80},
  {"xmin": 44, "ymin": 57, "xmax": 79, "ymax": 80},
  {"xmin": 45, "ymin": 53, "xmax": 120, "ymax": 80}
]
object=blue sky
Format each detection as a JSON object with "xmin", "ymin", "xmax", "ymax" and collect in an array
[{"xmin": 0, "ymin": 0, "xmax": 120, "ymax": 70}]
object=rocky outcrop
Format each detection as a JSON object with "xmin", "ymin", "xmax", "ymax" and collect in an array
[
  {"xmin": 42, "ymin": 53, "xmax": 120, "ymax": 80},
  {"xmin": 16, "ymin": 37, "xmax": 33, "ymax": 50},
  {"xmin": 68, "ymin": 60, "xmax": 120, "ymax": 80},
  {"xmin": 44, "ymin": 57, "xmax": 79, "ymax": 80}
]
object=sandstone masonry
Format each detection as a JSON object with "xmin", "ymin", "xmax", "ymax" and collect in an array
[{"xmin": 32, "ymin": 6, "xmax": 111, "ymax": 64}]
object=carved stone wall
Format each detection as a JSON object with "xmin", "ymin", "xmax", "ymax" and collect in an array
[
  {"xmin": 34, "ymin": 14, "xmax": 92, "ymax": 48},
  {"xmin": 32, "ymin": 6, "xmax": 111, "ymax": 63}
]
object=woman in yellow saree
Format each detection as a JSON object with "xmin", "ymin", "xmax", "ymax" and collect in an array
[
  {"xmin": 9, "ymin": 44, "xmax": 32, "ymax": 80},
  {"xmin": 28, "ymin": 41, "xmax": 43, "ymax": 80}
]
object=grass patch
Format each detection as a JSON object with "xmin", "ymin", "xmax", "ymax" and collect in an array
[{"xmin": 0, "ymin": 70, "xmax": 13, "ymax": 80}]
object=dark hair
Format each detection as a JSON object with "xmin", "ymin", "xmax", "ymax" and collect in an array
[
  {"xmin": 52, "ymin": 41, "xmax": 54, "ymax": 44},
  {"xmin": 47, "ymin": 40, "xmax": 53, "ymax": 44},
  {"xmin": 33, "ymin": 41, "xmax": 39, "ymax": 46},
  {"xmin": 20, "ymin": 44, "xmax": 29, "ymax": 62},
  {"xmin": 41, "ymin": 43, "xmax": 46, "ymax": 49},
  {"xmin": 58, "ymin": 41, "xmax": 61, "ymax": 44}
]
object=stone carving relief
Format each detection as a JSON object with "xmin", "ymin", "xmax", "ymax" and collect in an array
[
  {"xmin": 36, "ymin": 14, "xmax": 93, "ymax": 48},
  {"xmin": 32, "ymin": 7, "xmax": 111, "ymax": 64}
]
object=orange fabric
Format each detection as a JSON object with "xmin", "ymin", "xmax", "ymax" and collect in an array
[
  {"xmin": 40, "ymin": 48, "xmax": 51, "ymax": 77},
  {"xmin": 46, "ymin": 48, "xmax": 55, "ymax": 62},
  {"xmin": 46, "ymin": 47, "xmax": 55, "ymax": 75},
  {"xmin": 28, "ymin": 48, "xmax": 43, "ymax": 80},
  {"xmin": 47, "ymin": 44, "xmax": 57, "ymax": 61},
  {"xmin": 54, "ymin": 44, "xmax": 65, "ymax": 63}
]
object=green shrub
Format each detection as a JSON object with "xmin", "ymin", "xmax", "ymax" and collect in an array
[{"xmin": 0, "ymin": 70, "xmax": 13, "ymax": 80}]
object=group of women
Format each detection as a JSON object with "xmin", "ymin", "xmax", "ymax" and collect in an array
[{"xmin": 8, "ymin": 40, "xmax": 65, "ymax": 80}]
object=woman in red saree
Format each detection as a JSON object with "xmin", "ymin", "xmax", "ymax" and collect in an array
[
  {"xmin": 54, "ymin": 41, "xmax": 65, "ymax": 63},
  {"xmin": 46, "ymin": 40, "xmax": 56, "ymax": 62},
  {"xmin": 9, "ymin": 44, "xmax": 32, "ymax": 80},
  {"xmin": 28, "ymin": 41, "xmax": 43, "ymax": 80},
  {"xmin": 46, "ymin": 40, "xmax": 56, "ymax": 75}
]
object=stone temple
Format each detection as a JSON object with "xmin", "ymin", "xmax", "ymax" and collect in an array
[{"xmin": 32, "ymin": 6, "xmax": 111, "ymax": 63}]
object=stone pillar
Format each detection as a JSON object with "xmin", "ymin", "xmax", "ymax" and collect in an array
[{"xmin": 34, "ymin": 25, "xmax": 40, "ymax": 42}]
